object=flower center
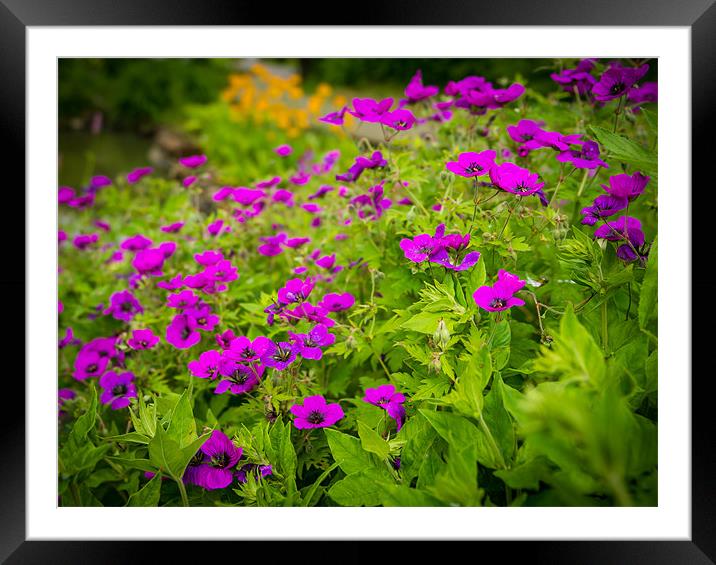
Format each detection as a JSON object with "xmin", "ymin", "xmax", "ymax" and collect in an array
[
  {"xmin": 231, "ymin": 370, "xmax": 249, "ymax": 384},
  {"xmin": 87, "ymin": 364, "xmax": 98, "ymax": 373},
  {"xmin": 490, "ymin": 298, "xmax": 507, "ymax": 309},
  {"xmin": 307, "ymin": 410, "xmax": 325, "ymax": 424},
  {"xmin": 273, "ymin": 346, "xmax": 292, "ymax": 362},
  {"xmin": 610, "ymin": 82, "xmax": 625, "ymax": 95},
  {"xmin": 211, "ymin": 452, "xmax": 229, "ymax": 468},
  {"xmin": 465, "ymin": 162, "xmax": 483, "ymax": 173},
  {"xmin": 112, "ymin": 384, "xmax": 127, "ymax": 396}
]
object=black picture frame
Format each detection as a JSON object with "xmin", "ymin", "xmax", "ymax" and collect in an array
[{"xmin": 5, "ymin": 1, "xmax": 709, "ymax": 562}]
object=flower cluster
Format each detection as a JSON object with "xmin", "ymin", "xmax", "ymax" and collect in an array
[{"xmin": 581, "ymin": 171, "xmax": 651, "ymax": 263}]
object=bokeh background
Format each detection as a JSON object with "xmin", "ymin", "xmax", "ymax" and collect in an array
[{"xmin": 58, "ymin": 58, "xmax": 657, "ymax": 188}]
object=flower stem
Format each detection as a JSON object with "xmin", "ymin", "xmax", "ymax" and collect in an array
[
  {"xmin": 479, "ymin": 413, "xmax": 506, "ymax": 469},
  {"xmin": 498, "ymin": 202, "xmax": 515, "ymax": 239},
  {"xmin": 177, "ymin": 478, "xmax": 190, "ymax": 507},
  {"xmin": 469, "ymin": 177, "xmax": 479, "ymax": 232},
  {"xmin": 601, "ymin": 298, "xmax": 609, "ymax": 352},
  {"xmin": 613, "ymin": 95, "xmax": 626, "ymax": 133}
]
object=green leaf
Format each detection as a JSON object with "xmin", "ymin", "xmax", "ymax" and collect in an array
[
  {"xmin": 381, "ymin": 486, "xmax": 446, "ymax": 506},
  {"xmin": 495, "ymin": 457, "xmax": 552, "ymax": 490},
  {"xmin": 324, "ymin": 428, "xmax": 374, "ymax": 475},
  {"xmin": 401, "ymin": 311, "xmax": 452, "ymax": 334},
  {"xmin": 483, "ymin": 375, "xmax": 516, "ymax": 465},
  {"xmin": 533, "ymin": 305, "xmax": 606, "ymax": 386},
  {"xmin": 71, "ymin": 384, "xmax": 98, "ymax": 441},
  {"xmin": 127, "ymin": 473, "xmax": 162, "ymax": 506},
  {"xmin": 103, "ymin": 432, "xmax": 150, "ymax": 445},
  {"xmin": 638, "ymin": 235, "xmax": 658, "ymax": 331},
  {"xmin": 357, "ymin": 421, "xmax": 390, "ymax": 460},
  {"xmin": 138, "ymin": 394, "xmax": 157, "ymax": 437},
  {"xmin": 328, "ymin": 471, "xmax": 392, "ymax": 506},
  {"xmin": 589, "ymin": 126, "xmax": 657, "ymax": 174},
  {"xmin": 106, "ymin": 456, "xmax": 157, "ymax": 473},
  {"xmin": 166, "ymin": 388, "xmax": 198, "ymax": 448},
  {"xmin": 148, "ymin": 424, "xmax": 210, "ymax": 481}
]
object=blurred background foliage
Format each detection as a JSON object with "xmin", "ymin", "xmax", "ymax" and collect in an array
[{"xmin": 59, "ymin": 57, "xmax": 657, "ymax": 188}]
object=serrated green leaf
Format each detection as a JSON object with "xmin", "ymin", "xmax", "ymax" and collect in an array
[
  {"xmin": 357, "ymin": 421, "xmax": 390, "ymax": 459},
  {"xmin": 127, "ymin": 473, "xmax": 162, "ymax": 507}
]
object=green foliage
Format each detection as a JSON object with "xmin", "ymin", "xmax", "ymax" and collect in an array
[{"xmin": 58, "ymin": 57, "xmax": 657, "ymax": 508}]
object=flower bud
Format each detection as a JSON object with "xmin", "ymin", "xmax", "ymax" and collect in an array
[{"xmin": 433, "ymin": 319, "xmax": 450, "ymax": 350}]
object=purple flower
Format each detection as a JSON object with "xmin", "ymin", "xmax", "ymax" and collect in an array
[
  {"xmin": 290, "ymin": 395, "xmax": 344, "ymax": 429},
  {"xmin": 94, "ymin": 220, "xmax": 111, "ymax": 232},
  {"xmin": 580, "ymin": 195, "xmax": 628, "ymax": 226},
  {"xmin": 179, "ymin": 154, "xmax": 207, "ymax": 168},
  {"xmin": 336, "ymin": 151, "xmax": 387, "ymax": 183},
  {"xmin": 165, "ymin": 314, "xmax": 202, "ymax": 349},
  {"xmin": 473, "ymin": 270, "xmax": 526, "ymax": 312},
  {"xmin": 99, "ymin": 371, "xmax": 137, "ymax": 410},
  {"xmin": 132, "ymin": 247, "xmax": 166, "ymax": 276},
  {"xmin": 289, "ymin": 324, "xmax": 336, "ymax": 360},
  {"xmin": 506, "ymin": 120, "xmax": 549, "ymax": 150},
  {"xmin": 556, "ymin": 140, "xmax": 609, "ymax": 170},
  {"xmin": 318, "ymin": 292, "xmax": 355, "ymax": 312},
  {"xmin": 207, "ymin": 219, "xmax": 230, "ymax": 236},
  {"xmin": 183, "ymin": 176, "xmax": 197, "ymax": 188},
  {"xmin": 59, "ymin": 326, "xmax": 82, "ymax": 349},
  {"xmin": 592, "ymin": 63, "xmax": 649, "ymax": 102},
  {"xmin": 593, "ymin": 216, "xmax": 645, "ymax": 246},
  {"xmin": 627, "ymin": 82, "xmax": 657, "ymax": 109},
  {"xmin": 400, "ymin": 233, "xmax": 440, "ymax": 263},
  {"xmin": 363, "ymin": 384, "xmax": 406, "ymax": 431},
  {"xmin": 261, "ymin": 340, "xmax": 299, "ymax": 371},
  {"xmin": 227, "ymin": 336, "xmax": 272, "ymax": 363},
  {"xmin": 103, "ymin": 290, "xmax": 143, "ymax": 322},
  {"xmin": 380, "ymin": 109, "xmax": 417, "ymax": 131},
  {"xmin": 258, "ymin": 232, "xmax": 287, "ymax": 257},
  {"xmin": 446, "ymin": 150, "xmax": 496, "ymax": 178},
  {"xmin": 319, "ymin": 107, "xmax": 348, "ymax": 125},
  {"xmin": 161, "ymin": 222, "xmax": 185, "ymax": 233},
  {"xmin": 272, "ymin": 189, "xmax": 295, "ymax": 207},
  {"xmin": 233, "ymin": 187, "xmax": 266, "ymax": 206},
  {"xmin": 275, "ymin": 144, "xmax": 293, "ymax": 157},
  {"xmin": 236, "ymin": 463, "xmax": 273, "ymax": 484},
  {"xmin": 350, "ymin": 182, "xmax": 392, "ymax": 220},
  {"xmin": 278, "ymin": 277, "xmax": 315, "ymax": 305},
  {"xmin": 185, "ymin": 303, "xmax": 220, "ymax": 332},
  {"xmin": 194, "ymin": 430, "xmax": 243, "ymax": 490},
  {"xmin": 315, "ymin": 254, "xmax": 336, "ymax": 270},
  {"xmin": 58, "ymin": 388, "xmax": 76, "ymax": 416},
  {"xmin": 214, "ymin": 363, "xmax": 261, "ymax": 395},
  {"xmin": 600, "ymin": 172, "xmax": 650, "ymax": 201},
  {"xmin": 285, "ymin": 237, "xmax": 311, "ymax": 249},
  {"xmin": 59, "ymin": 186, "xmax": 75, "ymax": 204},
  {"xmin": 157, "ymin": 273, "xmax": 185, "ymax": 291},
  {"xmin": 72, "ymin": 233, "xmax": 99, "ymax": 250},
  {"xmin": 127, "ymin": 167, "xmax": 153, "ymax": 184},
  {"xmin": 188, "ymin": 349, "xmax": 222, "ymax": 379},
  {"xmin": 73, "ymin": 349, "xmax": 110, "ymax": 380},
  {"xmin": 550, "ymin": 59, "xmax": 598, "ymax": 95},
  {"xmin": 215, "ymin": 329, "xmax": 235, "ymax": 350},
  {"xmin": 120, "ymin": 234, "xmax": 153, "ymax": 252},
  {"xmin": 127, "ymin": 328, "xmax": 160, "ymax": 350},
  {"xmin": 404, "ymin": 69, "xmax": 439, "ymax": 102},
  {"xmin": 348, "ymin": 97, "xmax": 393, "ymax": 123},
  {"xmin": 489, "ymin": 163, "xmax": 545, "ymax": 196}
]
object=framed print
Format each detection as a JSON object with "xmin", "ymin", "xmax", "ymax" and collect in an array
[{"xmin": 5, "ymin": 0, "xmax": 710, "ymax": 562}]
